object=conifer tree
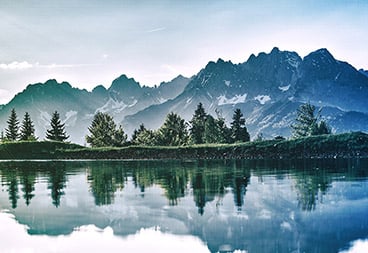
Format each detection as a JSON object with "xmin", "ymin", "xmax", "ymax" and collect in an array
[
  {"xmin": 86, "ymin": 112, "xmax": 127, "ymax": 147},
  {"xmin": 189, "ymin": 103, "xmax": 207, "ymax": 144},
  {"xmin": 215, "ymin": 117, "xmax": 231, "ymax": 143},
  {"xmin": 291, "ymin": 102, "xmax": 331, "ymax": 138},
  {"xmin": 157, "ymin": 112, "xmax": 188, "ymax": 146},
  {"xmin": 5, "ymin": 108, "xmax": 20, "ymax": 141},
  {"xmin": 20, "ymin": 112, "xmax": 37, "ymax": 141},
  {"xmin": 113, "ymin": 125, "xmax": 128, "ymax": 147},
  {"xmin": 230, "ymin": 108, "xmax": 250, "ymax": 143},
  {"xmin": 131, "ymin": 124, "xmax": 157, "ymax": 146},
  {"xmin": 46, "ymin": 111, "xmax": 69, "ymax": 142}
]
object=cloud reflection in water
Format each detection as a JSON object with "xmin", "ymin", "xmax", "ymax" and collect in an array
[{"xmin": 0, "ymin": 211, "xmax": 210, "ymax": 253}]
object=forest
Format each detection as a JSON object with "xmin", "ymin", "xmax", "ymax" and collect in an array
[{"xmin": 0, "ymin": 102, "xmax": 331, "ymax": 148}]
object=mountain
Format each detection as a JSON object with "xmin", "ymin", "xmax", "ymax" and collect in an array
[
  {"xmin": 359, "ymin": 69, "xmax": 368, "ymax": 78},
  {"xmin": 124, "ymin": 47, "xmax": 368, "ymax": 138},
  {"xmin": 0, "ymin": 75, "xmax": 190, "ymax": 144},
  {"xmin": 1, "ymin": 48, "xmax": 367, "ymax": 144}
]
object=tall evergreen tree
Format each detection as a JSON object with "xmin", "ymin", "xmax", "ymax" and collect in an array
[
  {"xmin": 113, "ymin": 125, "xmax": 128, "ymax": 147},
  {"xmin": 46, "ymin": 111, "xmax": 69, "ymax": 142},
  {"xmin": 131, "ymin": 124, "xmax": 147, "ymax": 144},
  {"xmin": 204, "ymin": 115, "xmax": 218, "ymax": 143},
  {"xmin": 5, "ymin": 108, "xmax": 20, "ymax": 141},
  {"xmin": 131, "ymin": 124, "xmax": 157, "ymax": 146},
  {"xmin": 190, "ymin": 103, "xmax": 207, "ymax": 144},
  {"xmin": 20, "ymin": 112, "xmax": 37, "ymax": 141},
  {"xmin": 215, "ymin": 117, "xmax": 231, "ymax": 143},
  {"xmin": 291, "ymin": 102, "xmax": 331, "ymax": 138},
  {"xmin": 86, "ymin": 112, "xmax": 127, "ymax": 147},
  {"xmin": 230, "ymin": 108, "xmax": 250, "ymax": 143},
  {"xmin": 157, "ymin": 112, "xmax": 188, "ymax": 146}
]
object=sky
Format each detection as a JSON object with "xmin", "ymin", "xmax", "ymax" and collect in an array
[{"xmin": 0, "ymin": 0, "xmax": 367, "ymax": 104}]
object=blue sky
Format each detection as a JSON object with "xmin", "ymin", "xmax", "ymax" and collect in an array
[{"xmin": 0, "ymin": 0, "xmax": 367, "ymax": 103}]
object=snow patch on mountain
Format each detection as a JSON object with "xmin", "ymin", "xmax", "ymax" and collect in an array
[
  {"xmin": 218, "ymin": 94, "xmax": 247, "ymax": 105},
  {"xmin": 96, "ymin": 98, "xmax": 128, "ymax": 113},
  {"xmin": 64, "ymin": 110, "xmax": 78, "ymax": 126},
  {"xmin": 254, "ymin": 95, "xmax": 271, "ymax": 105},
  {"xmin": 278, "ymin": 85, "xmax": 290, "ymax": 92},
  {"xmin": 286, "ymin": 56, "xmax": 300, "ymax": 68}
]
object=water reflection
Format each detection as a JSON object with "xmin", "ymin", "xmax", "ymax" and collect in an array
[
  {"xmin": 0, "ymin": 211, "xmax": 210, "ymax": 253},
  {"xmin": 0, "ymin": 159, "xmax": 367, "ymax": 253},
  {"xmin": 1, "ymin": 159, "xmax": 366, "ymax": 212}
]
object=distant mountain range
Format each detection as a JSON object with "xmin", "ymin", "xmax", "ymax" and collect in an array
[{"xmin": 1, "ymin": 47, "xmax": 368, "ymax": 144}]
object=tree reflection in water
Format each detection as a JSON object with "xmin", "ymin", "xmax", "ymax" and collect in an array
[{"xmin": 0, "ymin": 159, "xmax": 366, "ymax": 213}]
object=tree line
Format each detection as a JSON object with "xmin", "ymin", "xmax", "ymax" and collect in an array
[
  {"xmin": 86, "ymin": 103, "xmax": 250, "ymax": 147},
  {"xmin": 1, "ymin": 109, "xmax": 68, "ymax": 142},
  {"xmin": 1, "ymin": 102, "xmax": 331, "ymax": 147}
]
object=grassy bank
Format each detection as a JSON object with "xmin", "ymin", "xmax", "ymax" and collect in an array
[
  {"xmin": 0, "ymin": 132, "xmax": 367, "ymax": 160},
  {"xmin": 59, "ymin": 132, "xmax": 368, "ymax": 160},
  {"xmin": 0, "ymin": 141, "xmax": 82, "ymax": 159}
]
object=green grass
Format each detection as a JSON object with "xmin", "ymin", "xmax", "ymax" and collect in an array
[
  {"xmin": 0, "ymin": 141, "xmax": 82, "ymax": 159},
  {"xmin": 0, "ymin": 132, "xmax": 367, "ymax": 160}
]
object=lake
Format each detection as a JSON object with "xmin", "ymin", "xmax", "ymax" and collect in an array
[{"xmin": 0, "ymin": 159, "xmax": 367, "ymax": 253}]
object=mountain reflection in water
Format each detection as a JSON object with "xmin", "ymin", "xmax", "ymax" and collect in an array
[{"xmin": 0, "ymin": 159, "xmax": 367, "ymax": 253}]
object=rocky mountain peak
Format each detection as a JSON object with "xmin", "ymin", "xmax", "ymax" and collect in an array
[
  {"xmin": 303, "ymin": 48, "xmax": 336, "ymax": 66},
  {"xmin": 108, "ymin": 74, "xmax": 142, "ymax": 100}
]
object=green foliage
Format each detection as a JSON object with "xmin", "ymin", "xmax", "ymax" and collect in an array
[
  {"xmin": 189, "ymin": 103, "xmax": 207, "ymax": 144},
  {"xmin": 204, "ymin": 115, "xmax": 231, "ymax": 144},
  {"xmin": 291, "ymin": 102, "xmax": 331, "ymax": 138},
  {"xmin": 0, "ymin": 132, "xmax": 366, "ymax": 160},
  {"xmin": 86, "ymin": 112, "xmax": 127, "ymax": 147},
  {"xmin": 20, "ymin": 112, "xmax": 37, "ymax": 141},
  {"xmin": 131, "ymin": 124, "xmax": 157, "ymax": 146},
  {"xmin": 113, "ymin": 125, "xmax": 128, "ymax": 147},
  {"xmin": 5, "ymin": 108, "xmax": 20, "ymax": 141},
  {"xmin": 0, "ymin": 141, "xmax": 82, "ymax": 159},
  {"xmin": 230, "ymin": 108, "xmax": 250, "ymax": 143},
  {"xmin": 157, "ymin": 112, "xmax": 189, "ymax": 146},
  {"xmin": 46, "ymin": 111, "xmax": 69, "ymax": 142}
]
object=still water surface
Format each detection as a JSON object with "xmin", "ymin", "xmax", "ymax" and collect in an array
[{"xmin": 0, "ymin": 159, "xmax": 367, "ymax": 253}]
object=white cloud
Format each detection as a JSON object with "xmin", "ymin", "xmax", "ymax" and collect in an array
[
  {"xmin": 145, "ymin": 27, "xmax": 166, "ymax": 33},
  {"xmin": 0, "ymin": 61, "xmax": 33, "ymax": 70},
  {"xmin": 0, "ymin": 61, "xmax": 97, "ymax": 70},
  {"xmin": 0, "ymin": 212, "xmax": 210, "ymax": 253}
]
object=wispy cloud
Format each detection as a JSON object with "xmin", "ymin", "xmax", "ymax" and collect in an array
[
  {"xmin": 0, "ymin": 61, "xmax": 33, "ymax": 70},
  {"xmin": 0, "ymin": 61, "xmax": 98, "ymax": 70},
  {"xmin": 145, "ymin": 27, "xmax": 166, "ymax": 33},
  {"xmin": 39, "ymin": 63, "xmax": 99, "ymax": 69}
]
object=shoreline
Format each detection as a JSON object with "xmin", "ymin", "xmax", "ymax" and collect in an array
[{"xmin": 0, "ymin": 132, "xmax": 367, "ymax": 160}]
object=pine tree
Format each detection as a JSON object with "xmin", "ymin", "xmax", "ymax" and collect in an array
[
  {"xmin": 46, "ymin": 111, "xmax": 69, "ymax": 142},
  {"xmin": 157, "ymin": 112, "xmax": 188, "ymax": 146},
  {"xmin": 230, "ymin": 108, "xmax": 250, "ymax": 143},
  {"xmin": 291, "ymin": 102, "xmax": 331, "ymax": 138},
  {"xmin": 131, "ymin": 124, "xmax": 147, "ymax": 144},
  {"xmin": 86, "ymin": 112, "xmax": 127, "ymax": 147},
  {"xmin": 20, "ymin": 112, "xmax": 37, "ymax": 141},
  {"xmin": 131, "ymin": 124, "xmax": 157, "ymax": 146},
  {"xmin": 204, "ymin": 115, "xmax": 218, "ymax": 143},
  {"xmin": 215, "ymin": 117, "xmax": 231, "ymax": 144},
  {"xmin": 113, "ymin": 125, "xmax": 127, "ymax": 147},
  {"xmin": 5, "ymin": 108, "xmax": 20, "ymax": 141},
  {"xmin": 189, "ymin": 103, "xmax": 207, "ymax": 144}
]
